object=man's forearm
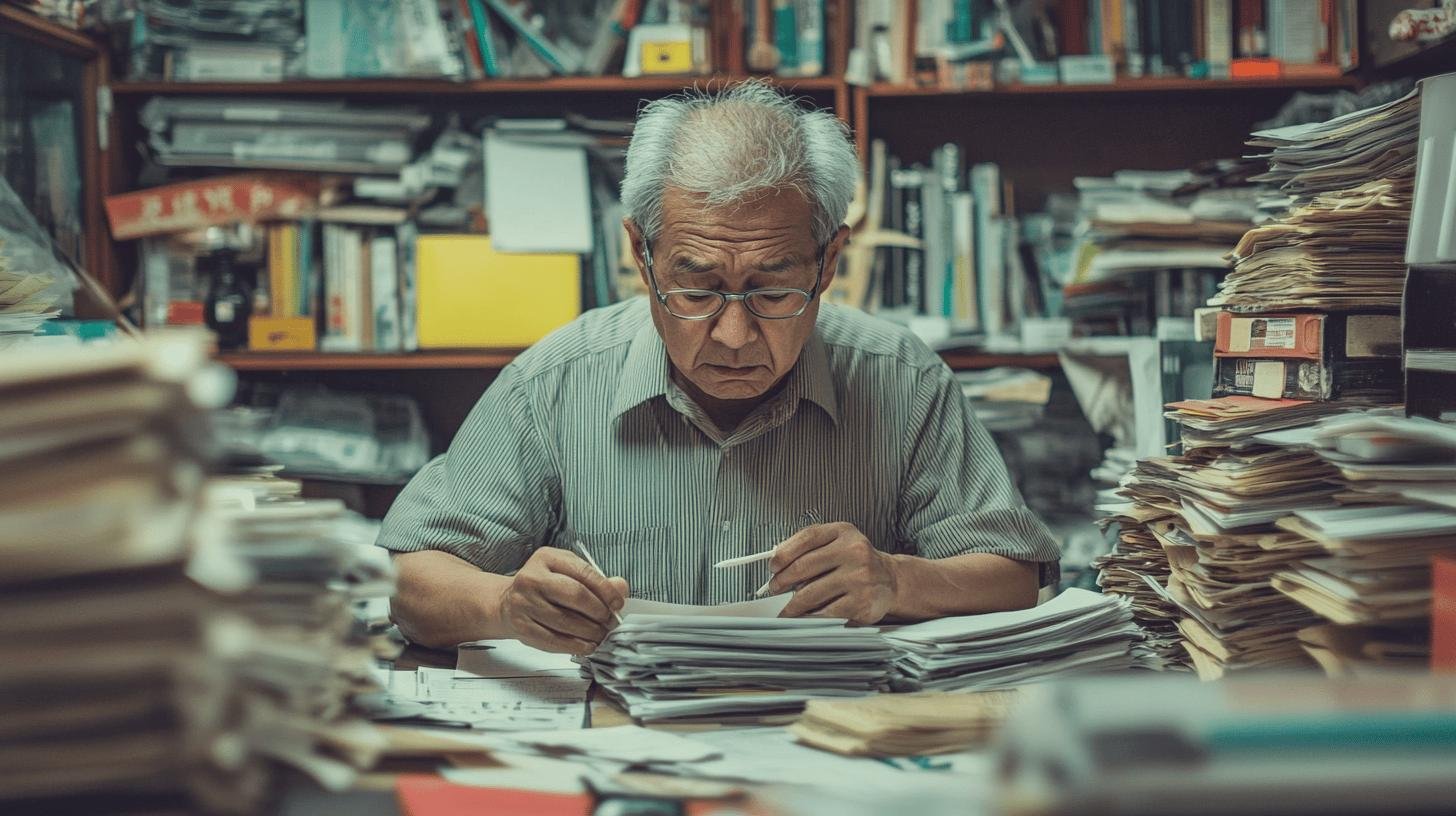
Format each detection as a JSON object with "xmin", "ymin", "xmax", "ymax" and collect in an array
[
  {"xmin": 884, "ymin": 552, "xmax": 1040, "ymax": 622},
  {"xmin": 389, "ymin": 550, "xmax": 515, "ymax": 649}
]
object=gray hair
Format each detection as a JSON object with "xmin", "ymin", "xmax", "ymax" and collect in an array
[{"xmin": 620, "ymin": 80, "xmax": 858, "ymax": 247}]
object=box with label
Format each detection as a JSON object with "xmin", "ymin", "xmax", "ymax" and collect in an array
[{"xmin": 1212, "ymin": 312, "xmax": 1402, "ymax": 402}]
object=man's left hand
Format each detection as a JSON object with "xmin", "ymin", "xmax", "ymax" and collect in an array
[{"xmin": 768, "ymin": 522, "xmax": 898, "ymax": 625}]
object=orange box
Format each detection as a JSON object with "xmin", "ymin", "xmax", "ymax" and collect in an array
[
  {"xmin": 1230, "ymin": 58, "xmax": 1282, "ymax": 79},
  {"xmin": 1436, "ymin": 555, "xmax": 1456, "ymax": 672},
  {"xmin": 247, "ymin": 316, "xmax": 317, "ymax": 351}
]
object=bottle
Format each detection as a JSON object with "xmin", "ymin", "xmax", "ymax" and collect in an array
[{"xmin": 202, "ymin": 247, "xmax": 251, "ymax": 350}]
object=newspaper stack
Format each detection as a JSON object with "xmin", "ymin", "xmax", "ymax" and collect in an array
[
  {"xmin": 1092, "ymin": 503, "xmax": 1190, "ymax": 670},
  {"xmin": 583, "ymin": 598, "xmax": 894, "ymax": 725},
  {"xmin": 1254, "ymin": 412, "xmax": 1456, "ymax": 673},
  {"xmin": 0, "ymin": 334, "xmax": 389, "ymax": 809},
  {"xmin": 886, "ymin": 589, "xmax": 1147, "ymax": 692},
  {"xmin": 1214, "ymin": 89, "xmax": 1420, "ymax": 312}
]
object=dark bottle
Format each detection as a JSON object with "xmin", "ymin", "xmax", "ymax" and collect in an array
[{"xmin": 202, "ymin": 248, "xmax": 251, "ymax": 350}]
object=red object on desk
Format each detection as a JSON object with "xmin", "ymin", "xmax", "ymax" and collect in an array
[
  {"xmin": 1435, "ymin": 555, "xmax": 1456, "ymax": 671},
  {"xmin": 395, "ymin": 775, "xmax": 592, "ymax": 816}
]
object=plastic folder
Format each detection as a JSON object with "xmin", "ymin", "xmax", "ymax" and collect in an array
[{"xmin": 415, "ymin": 235, "xmax": 580, "ymax": 349}]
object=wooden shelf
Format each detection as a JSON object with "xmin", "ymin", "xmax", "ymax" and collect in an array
[
  {"xmin": 866, "ymin": 75, "xmax": 1356, "ymax": 98},
  {"xmin": 217, "ymin": 350, "xmax": 521, "ymax": 371},
  {"xmin": 218, "ymin": 348, "xmax": 1060, "ymax": 372},
  {"xmin": 110, "ymin": 75, "xmax": 843, "ymax": 97},
  {"xmin": 0, "ymin": 5, "xmax": 99, "ymax": 56}
]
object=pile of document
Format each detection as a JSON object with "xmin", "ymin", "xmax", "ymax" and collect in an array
[
  {"xmin": 997, "ymin": 672, "xmax": 1456, "ymax": 816},
  {"xmin": 1254, "ymin": 412, "xmax": 1456, "ymax": 673},
  {"xmin": 1214, "ymin": 89, "xmax": 1420, "ymax": 312},
  {"xmin": 0, "ymin": 334, "xmax": 234, "ymax": 805},
  {"xmin": 141, "ymin": 97, "xmax": 431, "ymax": 174},
  {"xmin": 789, "ymin": 690, "xmax": 1020, "ymax": 758},
  {"xmin": 1096, "ymin": 397, "xmax": 1365, "ymax": 678},
  {"xmin": 0, "ymin": 241, "xmax": 62, "ymax": 346},
  {"xmin": 0, "ymin": 334, "xmax": 391, "ymax": 809},
  {"xmin": 582, "ymin": 596, "xmax": 895, "ymax": 725},
  {"xmin": 129, "ymin": 0, "xmax": 305, "ymax": 82},
  {"xmin": 885, "ymin": 588, "xmax": 1147, "ymax": 691},
  {"xmin": 955, "ymin": 367, "xmax": 1052, "ymax": 432}
]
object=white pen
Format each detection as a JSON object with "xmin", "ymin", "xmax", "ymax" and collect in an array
[
  {"xmin": 712, "ymin": 550, "xmax": 775, "ymax": 569},
  {"xmin": 571, "ymin": 539, "xmax": 625, "ymax": 624}
]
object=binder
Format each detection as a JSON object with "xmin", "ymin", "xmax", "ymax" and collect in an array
[
  {"xmin": 1212, "ymin": 312, "xmax": 1402, "ymax": 401},
  {"xmin": 415, "ymin": 235, "xmax": 580, "ymax": 349}
]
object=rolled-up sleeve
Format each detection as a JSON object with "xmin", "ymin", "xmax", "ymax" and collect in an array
[
  {"xmin": 898, "ymin": 364, "xmax": 1061, "ymax": 585},
  {"xmin": 376, "ymin": 364, "xmax": 557, "ymax": 573}
]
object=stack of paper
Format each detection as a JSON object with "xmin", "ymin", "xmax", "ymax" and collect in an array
[
  {"xmin": 1214, "ymin": 90, "xmax": 1420, "ymax": 312},
  {"xmin": 885, "ymin": 589, "xmax": 1147, "ymax": 692},
  {"xmin": 0, "ymin": 241, "xmax": 62, "ymax": 346},
  {"xmin": 789, "ymin": 691, "xmax": 1020, "ymax": 757},
  {"xmin": 1092, "ymin": 398, "xmax": 1368, "ymax": 679},
  {"xmin": 0, "ymin": 334, "xmax": 391, "ymax": 809},
  {"xmin": 1092, "ymin": 503, "xmax": 1190, "ymax": 669},
  {"xmin": 1256, "ymin": 413, "xmax": 1456, "ymax": 673},
  {"xmin": 582, "ymin": 596, "xmax": 894, "ymax": 725}
]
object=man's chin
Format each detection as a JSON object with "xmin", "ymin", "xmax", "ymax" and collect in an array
[{"xmin": 695, "ymin": 376, "xmax": 771, "ymax": 401}]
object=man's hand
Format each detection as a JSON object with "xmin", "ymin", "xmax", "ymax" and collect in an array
[
  {"xmin": 767, "ymin": 522, "xmax": 898, "ymax": 625},
  {"xmin": 500, "ymin": 548, "xmax": 629, "ymax": 654}
]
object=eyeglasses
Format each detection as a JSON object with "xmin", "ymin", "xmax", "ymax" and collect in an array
[{"xmin": 642, "ymin": 240, "xmax": 825, "ymax": 321}]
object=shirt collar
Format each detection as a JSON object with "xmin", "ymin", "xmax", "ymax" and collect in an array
[{"xmin": 608, "ymin": 318, "xmax": 840, "ymax": 427}]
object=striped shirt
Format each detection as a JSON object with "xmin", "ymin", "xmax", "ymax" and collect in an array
[{"xmin": 377, "ymin": 297, "xmax": 1060, "ymax": 604}]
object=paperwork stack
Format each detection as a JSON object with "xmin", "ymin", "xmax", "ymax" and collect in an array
[
  {"xmin": 1213, "ymin": 89, "xmax": 1420, "ymax": 312},
  {"xmin": 0, "ymin": 334, "xmax": 237, "ymax": 806},
  {"xmin": 886, "ymin": 589, "xmax": 1147, "ymax": 692},
  {"xmin": 1256, "ymin": 412, "xmax": 1456, "ymax": 673},
  {"xmin": 1092, "ymin": 504, "xmax": 1190, "ymax": 670},
  {"xmin": 582, "ymin": 597, "xmax": 894, "ymax": 725},
  {"xmin": 1097, "ymin": 398, "xmax": 1364, "ymax": 679},
  {"xmin": 789, "ymin": 690, "xmax": 1020, "ymax": 758},
  {"xmin": 0, "ymin": 334, "xmax": 388, "ymax": 809}
]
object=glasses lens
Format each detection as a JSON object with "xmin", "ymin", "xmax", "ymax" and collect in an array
[
  {"xmin": 746, "ymin": 289, "xmax": 811, "ymax": 318},
  {"xmin": 664, "ymin": 291, "xmax": 723, "ymax": 318}
]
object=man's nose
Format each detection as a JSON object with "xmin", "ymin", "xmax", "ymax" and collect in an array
[{"xmin": 709, "ymin": 298, "xmax": 758, "ymax": 349}]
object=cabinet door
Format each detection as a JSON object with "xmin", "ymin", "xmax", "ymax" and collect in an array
[{"xmin": 0, "ymin": 8, "xmax": 112, "ymax": 290}]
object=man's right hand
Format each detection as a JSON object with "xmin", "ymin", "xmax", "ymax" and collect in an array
[{"xmin": 499, "ymin": 548, "xmax": 629, "ymax": 654}]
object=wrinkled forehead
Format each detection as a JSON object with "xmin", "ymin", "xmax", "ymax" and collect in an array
[{"xmin": 653, "ymin": 186, "xmax": 818, "ymax": 257}]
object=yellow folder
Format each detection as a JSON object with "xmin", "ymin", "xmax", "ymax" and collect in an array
[{"xmin": 415, "ymin": 235, "xmax": 582, "ymax": 349}]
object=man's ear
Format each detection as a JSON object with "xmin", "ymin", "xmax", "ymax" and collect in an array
[
  {"xmin": 624, "ymin": 219, "xmax": 649, "ymax": 290},
  {"xmin": 818, "ymin": 224, "xmax": 851, "ymax": 294}
]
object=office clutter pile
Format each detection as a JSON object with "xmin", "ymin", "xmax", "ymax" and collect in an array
[
  {"xmin": 581, "ymin": 598, "xmax": 896, "ymax": 725},
  {"xmin": 887, "ymin": 588, "xmax": 1150, "ymax": 689},
  {"xmin": 1092, "ymin": 82, "xmax": 1434, "ymax": 679},
  {"xmin": 789, "ymin": 690, "xmax": 1019, "ymax": 758},
  {"xmin": 0, "ymin": 334, "xmax": 392, "ymax": 810},
  {"xmin": 0, "ymin": 177, "xmax": 71, "ymax": 347}
]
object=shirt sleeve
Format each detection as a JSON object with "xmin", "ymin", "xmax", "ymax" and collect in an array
[
  {"xmin": 375, "ymin": 364, "xmax": 558, "ymax": 573},
  {"xmin": 897, "ymin": 363, "xmax": 1062, "ymax": 586}
]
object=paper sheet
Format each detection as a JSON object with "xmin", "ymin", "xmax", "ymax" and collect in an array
[
  {"xmin": 483, "ymin": 130, "xmax": 593, "ymax": 253},
  {"xmin": 456, "ymin": 639, "xmax": 580, "ymax": 678},
  {"xmin": 621, "ymin": 593, "xmax": 792, "ymax": 619},
  {"xmin": 493, "ymin": 725, "xmax": 721, "ymax": 764}
]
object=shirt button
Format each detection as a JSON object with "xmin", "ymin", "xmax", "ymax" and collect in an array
[{"xmin": 720, "ymin": 520, "xmax": 731, "ymax": 532}]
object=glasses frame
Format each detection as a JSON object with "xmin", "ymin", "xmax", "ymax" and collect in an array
[{"xmin": 641, "ymin": 239, "xmax": 827, "ymax": 321}]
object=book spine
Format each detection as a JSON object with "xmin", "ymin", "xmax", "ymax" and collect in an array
[
  {"xmin": 775, "ymin": 0, "xmax": 800, "ymax": 74},
  {"xmin": 1205, "ymin": 0, "xmax": 1233, "ymax": 78},
  {"xmin": 398, "ymin": 222, "xmax": 420, "ymax": 352},
  {"xmin": 371, "ymin": 233, "xmax": 402, "ymax": 351},
  {"xmin": 903, "ymin": 172, "xmax": 924, "ymax": 312},
  {"xmin": 795, "ymin": 0, "xmax": 825, "ymax": 77},
  {"xmin": 1124, "ymin": 0, "xmax": 1142, "ymax": 76}
]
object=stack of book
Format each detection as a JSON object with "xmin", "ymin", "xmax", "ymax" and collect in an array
[{"xmin": 851, "ymin": 1, "xmax": 1357, "ymax": 88}]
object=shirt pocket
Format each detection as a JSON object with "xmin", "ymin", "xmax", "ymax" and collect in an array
[{"xmin": 568, "ymin": 525, "xmax": 676, "ymax": 603}]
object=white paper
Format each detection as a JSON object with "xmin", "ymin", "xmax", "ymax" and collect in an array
[
  {"xmin": 622, "ymin": 593, "xmax": 792, "ymax": 619},
  {"xmin": 456, "ymin": 639, "xmax": 580, "ymax": 678},
  {"xmin": 495, "ymin": 725, "xmax": 721, "ymax": 764},
  {"xmin": 484, "ymin": 130, "xmax": 593, "ymax": 253}
]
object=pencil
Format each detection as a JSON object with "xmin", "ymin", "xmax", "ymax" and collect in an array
[{"xmin": 571, "ymin": 540, "xmax": 625, "ymax": 624}]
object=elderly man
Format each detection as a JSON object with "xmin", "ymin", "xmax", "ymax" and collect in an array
[{"xmin": 380, "ymin": 82, "xmax": 1059, "ymax": 654}]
